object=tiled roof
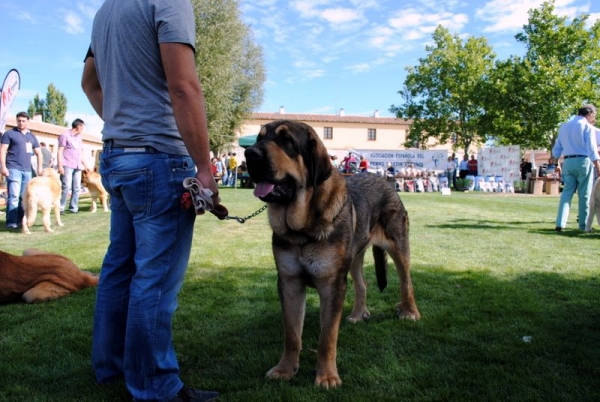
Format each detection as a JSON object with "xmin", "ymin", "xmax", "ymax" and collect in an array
[{"xmin": 251, "ymin": 112, "xmax": 413, "ymax": 125}]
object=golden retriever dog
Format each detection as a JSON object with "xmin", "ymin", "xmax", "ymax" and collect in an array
[
  {"xmin": 22, "ymin": 167, "xmax": 63, "ymax": 234},
  {"xmin": 585, "ymin": 177, "xmax": 600, "ymax": 232},
  {"xmin": 0, "ymin": 248, "xmax": 98, "ymax": 303},
  {"xmin": 244, "ymin": 120, "xmax": 420, "ymax": 388},
  {"xmin": 82, "ymin": 170, "xmax": 109, "ymax": 213}
]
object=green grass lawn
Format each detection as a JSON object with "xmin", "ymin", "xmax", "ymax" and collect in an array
[{"xmin": 1, "ymin": 189, "xmax": 599, "ymax": 401}]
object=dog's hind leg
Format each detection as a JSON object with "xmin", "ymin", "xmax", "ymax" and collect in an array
[
  {"xmin": 388, "ymin": 218, "xmax": 420, "ymax": 320},
  {"xmin": 90, "ymin": 196, "xmax": 98, "ymax": 213},
  {"xmin": 41, "ymin": 206, "xmax": 55, "ymax": 233},
  {"xmin": 266, "ymin": 275, "xmax": 306, "ymax": 382},
  {"xmin": 347, "ymin": 249, "xmax": 370, "ymax": 323},
  {"xmin": 101, "ymin": 194, "xmax": 109, "ymax": 212},
  {"xmin": 22, "ymin": 282, "xmax": 71, "ymax": 303},
  {"xmin": 54, "ymin": 199, "xmax": 64, "ymax": 227}
]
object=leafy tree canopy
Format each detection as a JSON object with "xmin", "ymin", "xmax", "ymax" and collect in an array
[
  {"xmin": 391, "ymin": 0, "xmax": 600, "ymax": 152},
  {"xmin": 27, "ymin": 83, "xmax": 68, "ymax": 126},
  {"xmin": 481, "ymin": 0, "xmax": 600, "ymax": 149},
  {"xmin": 390, "ymin": 25, "xmax": 495, "ymax": 154},
  {"xmin": 192, "ymin": 0, "xmax": 265, "ymax": 154}
]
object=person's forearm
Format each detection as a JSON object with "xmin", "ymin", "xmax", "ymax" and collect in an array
[
  {"xmin": 160, "ymin": 43, "xmax": 212, "ymax": 175},
  {"xmin": 170, "ymin": 84, "xmax": 211, "ymax": 173},
  {"xmin": 81, "ymin": 57, "xmax": 103, "ymax": 118}
]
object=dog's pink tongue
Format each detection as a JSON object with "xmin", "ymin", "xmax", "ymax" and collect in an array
[{"xmin": 254, "ymin": 182, "xmax": 275, "ymax": 198}]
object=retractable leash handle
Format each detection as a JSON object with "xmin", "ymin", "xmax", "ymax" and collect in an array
[{"xmin": 182, "ymin": 177, "xmax": 229, "ymax": 220}]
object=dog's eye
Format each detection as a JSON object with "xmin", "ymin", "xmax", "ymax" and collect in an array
[{"xmin": 276, "ymin": 135, "xmax": 300, "ymax": 158}]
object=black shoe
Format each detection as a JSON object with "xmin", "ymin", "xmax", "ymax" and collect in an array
[
  {"xmin": 167, "ymin": 386, "xmax": 218, "ymax": 402},
  {"xmin": 555, "ymin": 227, "xmax": 563, "ymax": 232},
  {"xmin": 60, "ymin": 211, "xmax": 65, "ymax": 215}
]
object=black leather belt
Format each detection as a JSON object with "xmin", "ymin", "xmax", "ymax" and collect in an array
[{"xmin": 564, "ymin": 155, "xmax": 587, "ymax": 159}]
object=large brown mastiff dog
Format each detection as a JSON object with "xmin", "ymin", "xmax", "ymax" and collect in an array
[
  {"xmin": 244, "ymin": 120, "xmax": 420, "ymax": 388},
  {"xmin": 0, "ymin": 249, "xmax": 98, "ymax": 303}
]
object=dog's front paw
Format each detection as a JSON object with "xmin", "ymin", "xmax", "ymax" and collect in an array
[
  {"xmin": 396, "ymin": 303, "xmax": 421, "ymax": 321},
  {"xmin": 315, "ymin": 372, "xmax": 342, "ymax": 389},
  {"xmin": 266, "ymin": 363, "xmax": 298, "ymax": 380},
  {"xmin": 347, "ymin": 308, "xmax": 370, "ymax": 323},
  {"xmin": 45, "ymin": 228, "xmax": 55, "ymax": 233}
]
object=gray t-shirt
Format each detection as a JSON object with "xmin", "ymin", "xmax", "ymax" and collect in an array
[{"xmin": 89, "ymin": 0, "xmax": 196, "ymax": 155}]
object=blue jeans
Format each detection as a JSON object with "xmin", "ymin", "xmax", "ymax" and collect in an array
[
  {"xmin": 228, "ymin": 169, "xmax": 237, "ymax": 187},
  {"xmin": 555, "ymin": 156, "xmax": 593, "ymax": 230},
  {"xmin": 92, "ymin": 144, "xmax": 197, "ymax": 401},
  {"xmin": 6, "ymin": 169, "xmax": 31, "ymax": 227},
  {"xmin": 60, "ymin": 167, "xmax": 82, "ymax": 212}
]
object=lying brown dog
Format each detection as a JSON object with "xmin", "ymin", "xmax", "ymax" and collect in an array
[
  {"xmin": 22, "ymin": 167, "xmax": 63, "ymax": 234},
  {"xmin": 0, "ymin": 249, "xmax": 98, "ymax": 303},
  {"xmin": 82, "ymin": 170, "xmax": 109, "ymax": 213}
]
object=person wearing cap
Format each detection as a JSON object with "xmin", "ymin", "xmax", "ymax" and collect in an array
[
  {"xmin": 552, "ymin": 104, "xmax": 600, "ymax": 231},
  {"xmin": 0, "ymin": 111, "xmax": 43, "ymax": 229}
]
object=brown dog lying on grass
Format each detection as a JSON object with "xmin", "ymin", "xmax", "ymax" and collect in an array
[
  {"xmin": 22, "ymin": 167, "xmax": 63, "ymax": 234},
  {"xmin": 0, "ymin": 249, "xmax": 98, "ymax": 303}
]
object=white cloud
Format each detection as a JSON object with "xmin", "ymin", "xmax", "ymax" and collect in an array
[
  {"xmin": 77, "ymin": 2, "xmax": 102, "ymax": 19},
  {"xmin": 345, "ymin": 63, "xmax": 372, "ymax": 73},
  {"xmin": 16, "ymin": 12, "xmax": 35, "ymax": 23},
  {"xmin": 291, "ymin": 0, "xmax": 329, "ymax": 18},
  {"xmin": 389, "ymin": 8, "xmax": 468, "ymax": 32},
  {"xmin": 588, "ymin": 12, "xmax": 600, "ymax": 27},
  {"xmin": 475, "ymin": 0, "xmax": 590, "ymax": 33},
  {"xmin": 63, "ymin": 11, "xmax": 84, "ymax": 34},
  {"xmin": 321, "ymin": 8, "xmax": 361, "ymax": 24},
  {"xmin": 303, "ymin": 69, "xmax": 326, "ymax": 79}
]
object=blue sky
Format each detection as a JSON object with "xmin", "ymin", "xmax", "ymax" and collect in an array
[{"xmin": 1, "ymin": 0, "xmax": 599, "ymax": 136}]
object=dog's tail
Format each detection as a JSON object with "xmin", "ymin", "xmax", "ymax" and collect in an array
[{"xmin": 373, "ymin": 246, "xmax": 387, "ymax": 291}]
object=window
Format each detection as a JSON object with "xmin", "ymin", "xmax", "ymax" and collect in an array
[
  {"xmin": 368, "ymin": 128, "xmax": 376, "ymax": 141},
  {"xmin": 324, "ymin": 127, "xmax": 333, "ymax": 139}
]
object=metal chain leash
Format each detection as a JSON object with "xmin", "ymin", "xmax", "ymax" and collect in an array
[{"xmin": 224, "ymin": 204, "xmax": 268, "ymax": 224}]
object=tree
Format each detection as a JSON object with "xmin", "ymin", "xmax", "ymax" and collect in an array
[
  {"xmin": 192, "ymin": 0, "xmax": 265, "ymax": 154},
  {"xmin": 480, "ymin": 0, "xmax": 600, "ymax": 149},
  {"xmin": 27, "ymin": 83, "xmax": 68, "ymax": 126},
  {"xmin": 390, "ymin": 26, "xmax": 496, "ymax": 154}
]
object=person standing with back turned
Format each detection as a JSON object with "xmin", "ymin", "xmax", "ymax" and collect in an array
[
  {"xmin": 552, "ymin": 104, "xmax": 600, "ymax": 232},
  {"xmin": 81, "ymin": 1, "xmax": 220, "ymax": 401}
]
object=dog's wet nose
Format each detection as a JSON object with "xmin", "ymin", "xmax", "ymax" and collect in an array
[{"xmin": 245, "ymin": 147, "xmax": 262, "ymax": 161}]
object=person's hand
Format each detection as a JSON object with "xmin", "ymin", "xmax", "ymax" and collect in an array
[
  {"xmin": 1, "ymin": 167, "xmax": 8, "ymax": 177},
  {"xmin": 195, "ymin": 169, "xmax": 220, "ymax": 211}
]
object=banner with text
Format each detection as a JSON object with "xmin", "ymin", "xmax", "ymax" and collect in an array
[{"xmin": 356, "ymin": 149, "xmax": 449, "ymax": 171}]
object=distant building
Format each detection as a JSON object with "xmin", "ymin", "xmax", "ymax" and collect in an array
[{"xmin": 237, "ymin": 108, "xmax": 453, "ymax": 158}]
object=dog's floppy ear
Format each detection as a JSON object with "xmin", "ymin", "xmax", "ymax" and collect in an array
[{"xmin": 305, "ymin": 126, "xmax": 332, "ymax": 189}]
